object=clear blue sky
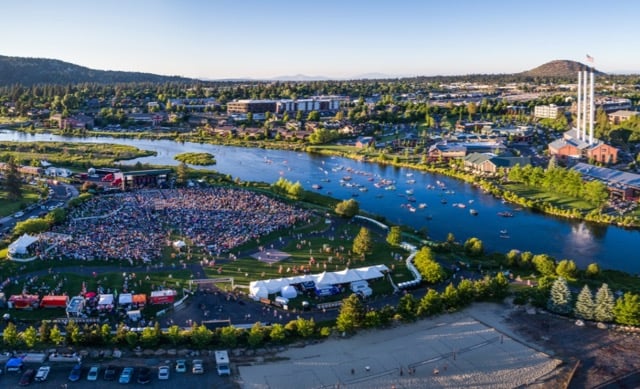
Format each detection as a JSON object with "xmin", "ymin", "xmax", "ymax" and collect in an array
[{"xmin": 1, "ymin": 0, "xmax": 637, "ymax": 79}]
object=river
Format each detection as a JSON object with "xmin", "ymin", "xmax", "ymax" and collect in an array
[{"xmin": 4, "ymin": 130, "xmax": 640, "ymax": 274}]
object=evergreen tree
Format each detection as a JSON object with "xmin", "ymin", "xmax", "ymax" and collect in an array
[
  {"xmin": 441, "ymin": 283, "xmax": 460, "ymax": 310},
  {"xmin": 352, "ymin": 227, "xmax": 372, "ymax": 259},
  {"xmin": 417, "ymin": 289, "xmax": 443, "ymax": 317},
  {"xmin": 594, "ymin": 283, "xmax": 615, "ymax": 322},
  {"xmin": 2, "ymin": 322, "xmax": 19, "ymax": 348},
  {"xmin": 386, "ymin": 226, "xmax": 402, "ymax": 246},
  {"xmin": 396, "ymin": 294, "xmax": 417, "ymax": 322},
  {"xmin": 49, "ymin": 325, "xmax": 64, "ymax": 346},
  {"xmin": 21, "ymin": 326, "xmax": 38, "ymax": 349},
  {"xmin": 269, "ymin": 323, "xmax": 286, "ymax": 344},
  {"xmin": 336, "ymin": 294, "xmax": 365, "ymax": 334},
  {"xmin": 5, "ymin": 155, "xmax": 22, "ymax": 201},
  {"xmin": 614, "ymin": 292, "xmax": 640, "ymax": 326},
  {"xmin": 176, "ymin": 161, "xmax": 188, "ymax": 186},
  {"xmin": 547, "ymin": 277, "xmax": 572, "ymax": 314},
  {"xmin": 248, "ymin": 322, "xmax": 265, "ymax": 348},
  {"xmin": 574, "ymin": 284, "xmax": 595, "ymax": 320},
  {"xmin": 413, "ymin": 246, "xmax": 444, "ymax": 284}
]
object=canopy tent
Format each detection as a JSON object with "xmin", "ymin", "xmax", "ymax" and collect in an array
[
  {"xmin": 280, "ymin": 285, "xmax": 297, "ymax": 299},
  {"xmin": 314, "ymin": 271, "xmax": 340, "ymax": 286},
  {"xmin": 150, "ymin": 289, "xmax": 177, "ymax": 304},
  {"xmin": 173, "ymin": 240, "xmax": 186, "ymax": 249},
  {"xmin": 66, "ymin": 296, "xmax": 85, "ymax": 317},
  {"xmin": 132, "ymin": 294, "xmax": 147, "ymax": 305},
  {"xmin": 353, "ymin": 266, "xmax": 385, "ymax": 281},
  {"xmin": 249, "ymin": 282, "xmax": 269, "ymax": 300},
  {"xmin": 334, "ymin": 268, "xmax": 364, "ymax": 283},
  {"xmin": 41, "ymin": 295, "xmax": 69, "ymax": 308},
  {"xmin": 127, "ymin": 310, "xmax": 142, "ymax": 321},
  {"xmin": 98, "ymin": 294, "xmax": 114, "ymax": 306},
  {"xmin": 118, "ymin": 293, "xmax": 133, "ymax": 305},
  {"xmin": 8, "ymin": 294, "xmax": 39, "ymax": 309},
  {"xmin": 8, "ymin": 234, "xmax": 39, "ymax": 255}
]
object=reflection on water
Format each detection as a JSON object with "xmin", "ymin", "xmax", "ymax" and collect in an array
[{"xmin": 1, "ymin": 130, "xmax": 639, "ymax": 273}]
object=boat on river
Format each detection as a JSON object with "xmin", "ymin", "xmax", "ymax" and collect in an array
[
  {"xmin": 312, "ymin": 184, "xmax": 322, "ymax": 190},
  {"xmin": 498, "ymin": 211, "xmax": 514, "ymax": 217},
  {"xmin": 470, "ymin": 209, "xmax": 478, "ymax": 215}
]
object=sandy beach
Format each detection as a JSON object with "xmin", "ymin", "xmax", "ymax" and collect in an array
[{"xmin": 237, "ymin": 303, "xmax": 562, "ymax": 389}]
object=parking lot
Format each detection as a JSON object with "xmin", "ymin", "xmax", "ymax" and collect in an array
[{"xmin": 2, "ymin": 358, "xmax": 236, "ymax": 388}]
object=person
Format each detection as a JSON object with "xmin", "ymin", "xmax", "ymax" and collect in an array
[{"xmin": 351, "ymin": 368, "xmax": 355, "ymax": 375}]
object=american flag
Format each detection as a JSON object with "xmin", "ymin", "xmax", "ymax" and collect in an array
[{"xmin": 586, "ymin": 54, "xmax": 594, "ymax": 63}]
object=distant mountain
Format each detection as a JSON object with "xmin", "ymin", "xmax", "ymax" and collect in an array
[
  {"xmin": 0, "ymin": 55, "xmax": 195, "ymax": 86},
  {"xmin": 270, "ymin": 74, "xmax": 330, "ymax": 81},
  {"xmin": 521, "ymin": 60, "xmax": 605, "ymax": 78}
]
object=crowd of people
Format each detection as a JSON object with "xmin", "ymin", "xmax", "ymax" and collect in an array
[{"xmin": 48, "ymin": 188, "xmax": 313, "ymax": 264}]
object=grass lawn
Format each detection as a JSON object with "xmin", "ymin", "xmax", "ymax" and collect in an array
[
  {"xmin": 0, "ymin": 187, "xmax": 43, "ymax": 217},
  {"xmin": 503, "ymin": 184, "xmax": 594, "ymax": 211}
]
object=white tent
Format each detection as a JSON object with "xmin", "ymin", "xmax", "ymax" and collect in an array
[
  {"xmin": 280, "ymin": 285, "xmax": 297, "ymax": 299},
  {"xmin": 8, "ymin": 234, "xmax": 39, "ymax": 255},
  {"xmin": 249, "ymin": 282, "xmax": 269, "ymax": 300},
  {"xmin": 173, "ymin": 240, "xmax": 186, "ymax": 249},
  {"xmin": 98, "ymin": 294, "xmax": 114, "ymax": 306},
  {"xmin": 262, "ymin": 278, "xmax": 289, "ymax": 294},
  {"xmin": 127, "ymin": 310, "xmax": 141, "ymax": 321},
  {"xmin": 354, "ymin": 266, "xmax": 386, "ymax": 281},
  {"xmin": 334, "ymin": 268, "xmax": 363, "ymax": 283},
  {"xmin": 314, "ymin": 271, "xmax": 340, "ymax": 286},
  {"xmin": 118, "ymin": 293, "xmax": 133, "ymax": 305}
]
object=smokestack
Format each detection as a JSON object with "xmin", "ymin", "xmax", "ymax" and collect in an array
[
  {"xmin": 582, "ymin": 70, "xmax": 588, "ymax": 142},
  {"xmin": 589, "ymin": 71, "xmax": 595, "ymax": 145},
  {"xmin": 577, "ymin": 71, "xmax": 582, "ymax": 140}
]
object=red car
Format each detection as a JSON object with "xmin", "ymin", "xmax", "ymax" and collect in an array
[{"xmin": 19, "ymin": 368, "xmax": 36, "ymax": 386}]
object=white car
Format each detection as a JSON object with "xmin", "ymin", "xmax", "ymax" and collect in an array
[
  {"xmin": 192, "ymin": 359, "xmax": 204, "ymax": 374},
  {"xmin": 13, "ymin": 211, "xmax": 24, "ymax": 218},
  {"xmin": 87, "ymin": 365, "xmax": 99, "ymax": 381},
  {"xmin": 34, "ymin": 366, "xmax": 50, "ymax": 382},
  {"xmin": 158, "ymin": 365, "xmax": 170, "ymax": 380},
  {"xmin": 175, "ymin": 359, "xmax": 187, "ymax": 373}
]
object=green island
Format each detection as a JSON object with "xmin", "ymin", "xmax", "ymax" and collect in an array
[{"xmin": 174, "ymin": 152, "xmax": 216, "ymax": 165}]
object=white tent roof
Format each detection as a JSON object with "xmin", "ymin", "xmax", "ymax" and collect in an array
[
  {"xmin": 98, "ymin": 294, "xmax": 114, "ymax": 306},
  {"xmin": 314, "ymin": 271, "xmax": 340, "ymax": 285},
  {"xmin": 334, "ymin": 268, "xmax": 363, "ymax": 283},
  {"xmin": 173, "ymin": 240, "xmax": 186, "ymax": 248},
  {"xmin": 118, "ymin": 293, "xmax": 133, "ymax": 305},
  {"xmin": 249, "ymin": 282, "xmax": 269, "ymax": 300},
  {"xmin": 353, "ymin": 266, "xmax": 383, "ymax": 280},
  {"xmin": 8, "ymin": 234, "xmax": 39, "ymax": 255},
  {"xmin": 281, "ymin": 285, "xmax": 297, "ymax": 299}
]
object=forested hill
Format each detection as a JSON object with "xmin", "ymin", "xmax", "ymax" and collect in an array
[
  {"xmin": 0, "ymin": 55, "xmax": 195, "ymax": 86},
  {"xmin": 520, "ymin": 60, "xmax": 605, "ymax": 79}
]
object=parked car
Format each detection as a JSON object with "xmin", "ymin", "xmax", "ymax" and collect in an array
[
  {"xmin": 34, "ymin": 365, "xmax": 50, "ymax": 382},
  {"xmin": 158, "ymin": 365, "xmax": 170, "ymax": 380},
  {"xmin": 87, "ymin": 365, "xmax": 99, "ymax": 381},
  {"xmin": 104, "ymin": 365, "xmax": 117, "ymax": 381},
  {"xmin": 137, "ymin": 367, "xmax": 151, "ymax": 384},
  {"xmin": 192, "ymin": 359, "xmax": 204, "ymax": 374},
  {"xmin": 175, "ymin": 359, "xmax": 187, "ymax": 373},
  {"xmin": 119, "ymin": 367, "xmax": 133, "ymax": 384},
  {"xmin": 13, "ymin": 211, "xmax": 24, "ymax": 218},
  {"xmin": 19, "ymin": 368, "xmax": 35, "ymax": 386},
  {"xmin": 68, "ymin": 363, "xmax": 82, "ymax": 382}
]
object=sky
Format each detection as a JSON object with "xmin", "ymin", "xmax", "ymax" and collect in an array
[{"xmin": 1, "ymin": 0, "xmax": 638, "ymax": 80}]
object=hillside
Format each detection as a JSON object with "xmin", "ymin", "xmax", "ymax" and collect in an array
[
  {"xmin": 0, "ymin": 55, "xmax": 195, "ymax": 86},
  {"xmin": 521, "ymin": 59, "xmax": 605, "ymax": 78}
]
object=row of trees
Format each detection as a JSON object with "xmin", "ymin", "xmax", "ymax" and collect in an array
[
  {"xmin": 547, "ymin": 278, "xmax": 640, "ymax": 325},
  {"xmin": 507, "ymin": 164, "xmax": 609, "ymax": 207}
]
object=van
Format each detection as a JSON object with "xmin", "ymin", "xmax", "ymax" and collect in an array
[
  {"xmin": 215, "ymin": 350, "xmax": 230, "ymax": 376},
  {"xmin": 350, "ymin": 281, "xmax": 373, "ymax": 297},
  {"xmin": 275, "ymin": 296, "xmax": 289, "ymax": 306}
]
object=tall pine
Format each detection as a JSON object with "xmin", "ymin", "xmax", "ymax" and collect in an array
[
  {"xmin": 594, "ymin": 283, "xmax": 615, "ymax": 322},
  {"xmin": 352, "ymin": 227, "xmax": 372, "ymax": 259},
  {"xmin": 547, "ymin": 277, "xmax": 572, "ymax": 314},
  {"xmin": 574, "ymin": 284, "xmax": 595, "ymax": 320}
]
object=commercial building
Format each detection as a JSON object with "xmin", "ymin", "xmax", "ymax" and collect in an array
[{"xmin": 534, "ymin": 104, "xmax": 565, "ymax": 119}]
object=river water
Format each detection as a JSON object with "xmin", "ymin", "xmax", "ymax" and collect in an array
[{"xmin": 4, "ymin": 130, "xmax": 640, "ymax": 274}]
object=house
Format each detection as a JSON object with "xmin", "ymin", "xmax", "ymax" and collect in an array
[
  {"xmin": 608, "ymin": 110, "xmax": 638, "ymax": 125},
  {"xmin": 427, "ymin": 142, "xmax": 467, "ymax": 160},
  {"xmin": 464, "ymin": 153, "xmax": 531, "ymax": 174},
  {"xmin": 548, "ymin": 129, "xmax": 618, "ymax": 164},
  {"xmin": 355, "ymin": 136, "xmax": 374, "ymax": 148},
  {"xmin": 50, "ymin": 113, "xmax": 94, "ymax": 130},
  {"xmin": 586, "ymin": 142, "xmax": 618, "ymax": 164}
]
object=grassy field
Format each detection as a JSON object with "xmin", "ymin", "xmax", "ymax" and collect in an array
[
  {"xmin": 0, "ymin": 187, "xmax": 43, "ymax": 217},
  {"xmin": 503, "ymin": 184, "xmax": 594, "ymax": 211}
]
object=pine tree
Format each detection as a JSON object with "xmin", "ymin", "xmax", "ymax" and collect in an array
[
  {"xmin": 5, "ymin": 155, "xmax": 22, "ymax": 201},
  {"xmin": 336, "ymin": 294, "xmax": 365, "ymax": 334},
  {"xmin": 547, "ymin": 277, "xmax": 572, "ymax": 314},
  {"xmin": 574, "ymin": 284, "xmax": 595, "ymax": 320},
  {"xmin": 352, "ymin": 227, "xmax": 372, "ymax": 259},
  {"xmin": 613, "ymin": 292, "xmax": 640, "ymax": 326},
  {"xmin": 594, "ymin": 283, "xmax": 615, "ymax": 322},
  {"xmin": 386, "ymin": 226, "xmax": 402, "ymax": 246}
]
